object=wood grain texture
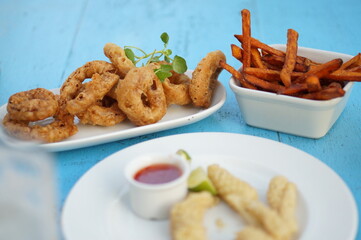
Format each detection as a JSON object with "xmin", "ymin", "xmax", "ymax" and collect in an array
[
  {"xmin": 0, "ymin": 0, "xmax": 88, "ymax": 104},
  {"xmin": 1, "ymin": 0, "xmax": 360, "ymax": 238}
]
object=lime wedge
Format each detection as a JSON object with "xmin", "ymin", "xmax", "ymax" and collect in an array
[
  {"xmin": 176, "ymin": 149, "xmax": 192, "ymax": 162},
  {"xmin": 188, "ymin": 167, "xmax": 217, "ymax": 195}
]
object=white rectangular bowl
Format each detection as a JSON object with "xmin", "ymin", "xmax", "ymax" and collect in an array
[{"xmin": 229, "ymin": 45, "xmax": 354, "ymax": 138}]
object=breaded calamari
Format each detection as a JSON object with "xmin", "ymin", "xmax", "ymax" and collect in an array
[
  {"xmin": 3, "ymin": 103, "xmax": 78, "ymax": 143},
  {"xmin": 76, "ymin": 97, "xmax": 126, "ymax": 126},
  {"xmin": 115, "ymin": 66, "xmax": 167, "ymax": 126},
  {"xmin": 189, "ymin": 50, "xmax": 226, "ymax": 108},
  {"xmin": 66, "ymin": 72, "xmax": 120, "ymax": 115},
  {"xmin": 104, "ymin": 43, "xmax": 135, "ymax": 78},
  {"xmin": 162, "ymin": 72, "xmax": 192, "ymax": 106},
  {"xmin": 7, "ymin": 88, "xmax": 58, "ymax": 122},
  {"xmin": 149, "ymin": 61, "xmax": 192, "ymax": 106},
  {"xmin": 60, "ymin": 60, "xmax": 117, "ymax": 101}
]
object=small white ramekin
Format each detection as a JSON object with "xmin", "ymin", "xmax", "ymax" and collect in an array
[
  {"xmin": 124, "ymin": 153, "xmax": 190, "ymax": 220},
  {"xmin": 230, "ymin": 45, "xmax": 354, "ymax": 138}
]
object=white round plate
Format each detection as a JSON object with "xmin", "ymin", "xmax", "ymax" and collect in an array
[{"xmin": 61, "ymin": 132, "xmax": 358, "ymax": 240}]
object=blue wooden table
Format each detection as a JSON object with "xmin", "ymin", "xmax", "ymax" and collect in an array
[{"xmin": 1, "ymin": 0, "xmax": 360, "ymax": 238}]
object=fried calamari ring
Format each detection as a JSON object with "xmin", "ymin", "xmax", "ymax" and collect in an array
[
  {"xmin": 104, "ymin": 43, "xmax": 135, "ymax": 78},
  {"xmin": 115, "ymin": 66, "xmax": 167, "ymax": 126},
  {"xmin": 2, "ymin": 115, "xmax": 31, "ymax": 140},
  {"xmin": 106, "ymin": 84, "xmax": 118, "ymax": 100},
  {"xmin": 76, "ymin": 97, "xmax": 126, "ymax": 126},
  {"xmin": 60, "ymin": 60, "xmax": 117, "ymax": 101},
  {"xmin": 149, "ymin": 61, "xmax": 191, "ymax": 106},
  {"xmin": 162, "ymin": 72, "xmax": 192, "ymax": 106},
  {"xmin": 7, "ymin": 88, "xmax": 58, "ymax": 121},
  {"xmin": 66, "ymin": 72, "xmax": 120, "ymax": 115},
  {"xmin": 189, "ymin": 50, "xmax": 226, "ymax": 108},
  {"xmin": 2, "ymin": 101, "xmax": 78, "ymax": 143}
]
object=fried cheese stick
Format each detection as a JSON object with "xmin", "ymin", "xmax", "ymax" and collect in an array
[
  {"xmin": 267, "ymin": 176, "xmax": 298, "ymax": 238},
  {"xmin": 237, "ymin": 226, "xmax": 274, "ymax": 240},
  {"xmin": 208, "ymin": 164, "xmax": 294, "ymax": 239},
  {"xmin": 207, "ymin": 164, "xmax": 259, "ymax": 225},
  {"xmin": 244, "ymin": 200, "xmax": 293, "ymax": 240},
  {"xmin": 170, "ymin": 191, "xmax": 217, "ymax": 240}
]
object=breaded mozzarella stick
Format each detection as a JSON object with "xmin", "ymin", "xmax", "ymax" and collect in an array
[{"xmin": 170, "ymin": 191, "xmax": 216, "ymax": 240}]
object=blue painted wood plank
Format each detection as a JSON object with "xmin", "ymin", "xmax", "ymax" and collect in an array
[
  {"xmin": 254, "ymin": 0, "xmax": 361, "ymax": 55},
  {"xmin": 0, "ymin": 0, "xmax": 87, "ymax": 105}
]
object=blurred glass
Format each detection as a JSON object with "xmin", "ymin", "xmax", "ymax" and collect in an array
[{"xmin": 0, "ymin": 130, "xmax": 59, "ymax": 240}]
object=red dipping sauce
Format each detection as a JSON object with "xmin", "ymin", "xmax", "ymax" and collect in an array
[{"xmin": 134, "ymin": 163, "xmax": 182, "ymax": 184}]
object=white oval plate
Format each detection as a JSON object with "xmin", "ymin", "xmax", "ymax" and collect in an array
[
  {"xmin": 0, "ymin": 71, "xmax": 226, "ymax": 152},
  {"xmin": 61, "ymin": 132, "xmax": 358, "ymax": 240}
]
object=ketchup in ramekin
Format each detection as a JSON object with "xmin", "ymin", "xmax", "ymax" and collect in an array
[
  {"xmin": 134, "ymin": 163, "xmax": 182, "ymax": 184},
  {"xmin": 124, "ymin": 153, "xmax": 190, "ymax": 220}
]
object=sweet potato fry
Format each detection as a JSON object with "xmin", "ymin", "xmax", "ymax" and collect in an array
[
  {"xmin": 236, "ymin": 35, "xmax": 319, "ymax": 67},
  {"xmin": 295, "ymin": 58, "xmax": 343, "ymax": 83},
  {"xmin": 244, "ymin": 68, "xmax": 302, "ymax": 82},
  {"xmin": 251, "ymin": 48, "xmax": 266, "ymax": 68},
  {"xmin": 299, "ymin": 86, "xmax": 345, "ymax": 100},
  {"xmin": 351, "ymin": 55, "xmax": 361, "ymax": 68},
  {"xmin": 327, "ymin": 82, "xmax": 343, "ymax": 89},
  {"xmin": 220, "ymin": 60, "xmax": 257, "ymax": 89},
  {"xmin": 262, "ymin": 61, "xmax": 283, "ymax": 71},
  {"xmin": 261, "ymin": 54, "xmax": 284, "ymax": 69},
  {"xmin": 235, "ymin": 35, "xmax": 285, "ymax": 57},
  {"xmin": 280, "ymin": 29, "xmax": 299, "ymax": 87},
  {"xmin": 278, "ymin": 83, "xmax": 308, "ymax": 95},
  {"xmin": 244, "ymin": 68, "xmax": 281, "ymax": 82},
  {"xmin": 305, "ymin": 75, "xmax": 322, "ymax": 92},
  {"xmin": 231, "ymin": 44, "xmax": 243, "ymax": 62},
  {"xmin": 262, "ymin": 54, "xmax": 309, "ymax": 72},
  {"xmin": 241, "ymin": 9, "xmax": 251, "ymax": 68},
  {"xmin": 327, "ymin": 70, "xmax": 361, "ymax": 81},
  {"xmin": 336, "ymin": 53, "xmax": 361, "ymax": 71},
  {"xmin": 228, "ymin": 9, "xmax": 360, "ymax": 101},
  {"xmin": 346, "ymin": 65, "xmax": 361, "ymax": 73},
  {"xmin": 244, "ymin": 74, "xmax": 285, "ymax": 93}
]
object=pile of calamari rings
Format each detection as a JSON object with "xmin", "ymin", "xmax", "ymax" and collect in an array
[{"xmin": 2, "ymin": 43, "xmax": 226, "ymax": 143}]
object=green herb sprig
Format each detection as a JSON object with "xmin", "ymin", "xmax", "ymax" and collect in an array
[{"xmin": 124, "ymin": 32, "xmax": 187, "ymax": 81}]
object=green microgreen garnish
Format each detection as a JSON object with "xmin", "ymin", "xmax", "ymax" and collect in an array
[{"xmin": 124, "ymin": 32, "xmax": 187, "ymax": 81}]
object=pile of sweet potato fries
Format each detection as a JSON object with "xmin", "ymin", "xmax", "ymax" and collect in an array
[{"xmin": 221, "ymin": 9, "xmax": 361, "ymax": 100}]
